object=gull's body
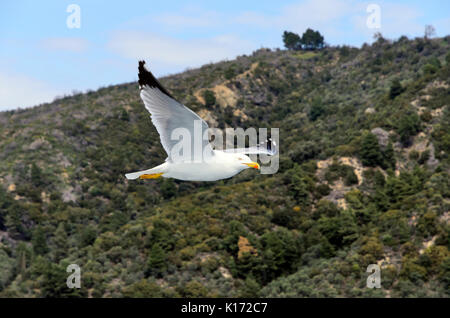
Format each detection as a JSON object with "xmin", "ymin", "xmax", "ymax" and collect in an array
[
  {"xmin": 127, "ymin": 151, "xmax": 251, "ymax": 181},
  {"xmin": 125, "ymin": 61, "xmax": 276, "ymax": 182}
]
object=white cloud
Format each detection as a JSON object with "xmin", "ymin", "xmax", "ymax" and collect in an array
[
  {"xmin": 40, "ymin": 37, "xmax": 89, "ymax": 52},
  {"xmin": 108, "ymin": 31, "xmax": 256, "ymax": 75},
  {"xmin": 154, "ymin": 10, "xmax": 221, "ymax": 28},
  {"xmin": 234, "ymin": 0, "xmax": 355, "ymax": 39},
  {"xmin": 351, "ymin": 2, "xmax": 424, "ymax": 42},
  {"xmin": 0, "ymin": 72, "xmax": 62, "ymax": 111},
  {"xmin": 108, "ymin": 0, "xmax": 442, "ymax": 73},
  {"xmin": 232, "ymin": 0, "xmax": 369, "ymax": 47},
  {"xmin": 234, "ymin": 0, "xmax": 431, "ymax": 45}
]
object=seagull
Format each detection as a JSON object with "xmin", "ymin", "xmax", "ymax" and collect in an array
[{"xmin": 125, "ymin": 61, "xmax": 277, "ymax": 182}]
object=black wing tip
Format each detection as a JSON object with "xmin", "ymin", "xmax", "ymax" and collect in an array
[
  {"xmin": 137, "ymin": 60, "xmax": 151, "ymax": 87},
  {"xmin": 137, "ymin": 60, "xmax": 174, "ymax": 98}
]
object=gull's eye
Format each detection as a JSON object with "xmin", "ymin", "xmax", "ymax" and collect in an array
[{"xmin": 238, "ymin": 157, "xmax": 243, "ymax": 161}]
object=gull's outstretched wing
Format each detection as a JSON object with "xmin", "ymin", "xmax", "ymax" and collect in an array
[
  {"xmin": 138, "ymin": 60, "xmax": 213, "ymax": 161},
  {"xmin": 222, "ymin": 138, "xmax": 277, "ymax": 156}
]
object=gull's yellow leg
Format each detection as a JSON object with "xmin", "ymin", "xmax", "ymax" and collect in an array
[{"xmin": 139, "ymin": 173, "xmax": 164, "ymax": 179}]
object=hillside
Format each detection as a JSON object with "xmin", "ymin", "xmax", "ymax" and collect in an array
[{"xmin": 0, "ymin": 35, "xmax": 449, "ymax": 297}]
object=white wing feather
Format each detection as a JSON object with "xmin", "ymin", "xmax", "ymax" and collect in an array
[
  {"xmin": 222, "ymin": 138, "xmax": 277, "ymax": 156},
  {"xmin": 138, "ymin": 62, "xmax": 213, "ymax": 162}
]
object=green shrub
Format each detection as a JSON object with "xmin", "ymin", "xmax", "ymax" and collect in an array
[
  {"xmin": 203, "ymin": 90, "xmax": 216, "ymax": 107},
  {"xmin": 309, "ymin": 98, "xmax": 325, "ymax": 121},
  {"xmin": 145, "ymin": 244, "xmax": 167, "ymax": 278},
  {"xmin": 360, "ymin": 132, "xmax": 383, "ymax": 167},
  {"xmin": 122, "ymin": 279, "xmax": 164, "ymax": 297},
  {"xmin": 397, "ymin": 113, "xmax": 421, "ymax": 146},
  {"xmin": 389, "ymin": 79, "xmax": 405, "ymax": 99}
]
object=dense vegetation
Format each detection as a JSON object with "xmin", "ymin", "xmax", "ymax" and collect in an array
[
  {"xmin": 0, "ymin": 34, "xmax": 449, "ymax": 297},
  {"xmin": 283, "ymin": 29, "xmax": 325, "ymax": 50}
]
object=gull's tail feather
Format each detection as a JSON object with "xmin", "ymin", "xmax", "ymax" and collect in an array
[
  {"xmin": 125, "ymin": 170, "xmax": 146, "ymax": 180},
  {"xmin": 125, "ymin": 163, "xmax": 167, "ymax": 180}
]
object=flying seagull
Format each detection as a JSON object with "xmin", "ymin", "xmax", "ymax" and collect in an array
[{"xmin": 125, "ymin": 61, "xmax": 277, "ymax": 182}]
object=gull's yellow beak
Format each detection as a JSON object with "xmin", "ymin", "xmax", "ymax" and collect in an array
[{"xmin": 243, "ymin": 162, "xmax": 260, "ymax": 170}]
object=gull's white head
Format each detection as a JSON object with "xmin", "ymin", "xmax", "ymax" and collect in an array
[{"xmin": 232, "ymin": 153, "xmax": 260, "ymax": 170}]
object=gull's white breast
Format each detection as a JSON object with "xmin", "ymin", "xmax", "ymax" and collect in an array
[
  {"xmin": 164, "ymin": 162, "xmax": 240, "ymax": 181},
  {"xmin": 164, "ymin": 151, "xmax": 243, "ymax": 181}
]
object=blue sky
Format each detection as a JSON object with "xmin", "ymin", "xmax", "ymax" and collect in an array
[{"xmin": 0, "ymin": 0, "xmax": 449, "ymax": 110}]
